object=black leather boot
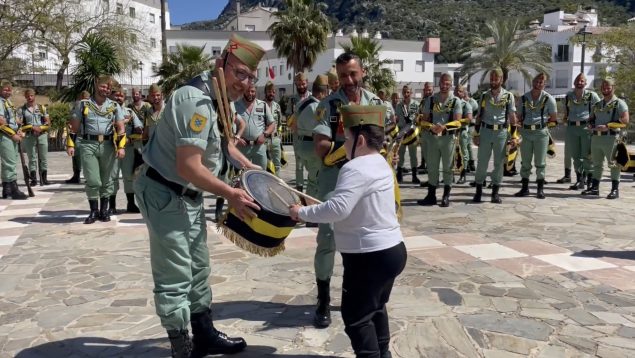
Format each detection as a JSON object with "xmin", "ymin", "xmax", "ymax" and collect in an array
[
  {"xmin": 167, "ymin": 329, "xmax": 193, "ymax": 358},
  {"xmin": 556, "ymin": 168, "xmax": 571, "ymax": 183},
  {"xmin": 314, "ymin": 279, "xmax": 331, "ymax": 328},
  {"xmin": 606, "ymin": 180, "xmax": 619, "ymax": 199},
  {"xmin": 41, "ymin": 170, "xmax": 50, "ymax": 185},
  {"xmin": 412, "ymin": 172, "xmax": 420, "ymax": 184},
  {"xmin": 569, "ymin": 172, "xmax": 583, "ymax": 190},
  {"xmin": 417, "ymin": 185, "xmax": 437, "ymax": 206},
  {"xmin": 581, "ymin": 179, "xmax": 599, "ymax": 196},
  {"xmin": 214, "ymin": 198, "xmax": 224, "ymax": 221},
  {"xmin": 396, "ymin": 167, "xmax": 403, "ymax": 184},
  {"xmin": 1, "ymin": 182, "xmax": 8, "ymax": 199},
  {"xmin": 472, "ymin": 183, "xmax": 483, "ymax": 203},
  {"xmin": 536, "ymin": 179, "xmax": 546, "ymax": 199},
  {"xmin": 126, "ymin": 193, "xmax": 140, "ymax": 213},
  {"xmin": 99, "ymin": 197, "xmax": 111, "ymax": 222},
  {"xmin": 468, "ymin": 159, "xmax": 476, "ymax": 172},
  {"xmin": 9, "ymin": 181, "xmax": 27, "ymax": 200},
  {"xmin": 457, "ymin": 169, "xmax": 466, "ymax": 184},
  {"xmin": 440, "ymin": 185, "xmax": 451, "ymax": 207},
  {"xmin": 491, "ymin": 184, "xmax": 502, "ymax": 204},
  {"xmin": 108, "ymin": 195, "xmax": 118, "ymax": 215},
  {"xmin": 84, "ymin": 200, "xmax": 99, "ymax": 224},
  {"xmin": 470, "ymin": 178, "xmax": 486, "ymax": 187},
  {"xmin": 29, "ymin": 170, "xmax": 37, "ymax": 186},
  {"xmin": 514, "ymin": 178, "xmax": 530, "ymax": 197},
  {"xmin": 190, "ymin": 308, "xmax": 247, "ymax": 355},
  {"xmin": 65, "ymin": 170, "xmax": 81, "ymax": 184}
]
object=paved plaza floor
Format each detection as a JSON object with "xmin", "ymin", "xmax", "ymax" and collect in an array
[{"xmin": 1, "ymin": 143, "xmax": 635, "ymax": 357}]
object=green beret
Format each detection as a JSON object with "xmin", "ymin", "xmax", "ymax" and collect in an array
[
  {"xmin": 341, "ymin": 105, "xmax": 386, "ymax": 129},
  {"xmin": 224, "ymin": 33, "xmax": 265, "ymax": 71}
]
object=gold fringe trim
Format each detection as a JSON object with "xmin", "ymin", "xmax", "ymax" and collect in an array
[{"xmin": 216, "ymin": 219, "xmax": 286, "ymax": 257}]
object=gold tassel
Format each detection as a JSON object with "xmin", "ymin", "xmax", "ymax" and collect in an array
[{"xmin": 216, "ymin": 219, "xmax": 286, "ymax": 257}]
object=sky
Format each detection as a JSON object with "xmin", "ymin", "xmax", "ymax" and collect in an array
[{"xmin": 169, "ymin": 0, "xmax": 229, "ymax": 25}]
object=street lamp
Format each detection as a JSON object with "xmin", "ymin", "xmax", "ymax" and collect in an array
[
  {"xmin": 578, "ymin": 25, "xmax": 592, "ymax": 74},
  {"xmin": 139, "ymin": 61, "xmax": 144, "ymax": 89}
]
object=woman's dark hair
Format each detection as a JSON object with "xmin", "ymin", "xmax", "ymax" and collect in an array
[{"xmin": 353, "ymin": 124, "xmax": 384, "ymax": 151}]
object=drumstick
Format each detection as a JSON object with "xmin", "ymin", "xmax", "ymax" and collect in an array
[
  {"xmin": 217, "ymin": 68, "xmax": 234, "ymax": 139},
  {"xmin": 211, "ymin": 77, "xmax": 232, "ymax": 141},
  {"xmin": 274, "ymin": 177, "xmax": 322, "ymax": 204},
  {"xmin": 268, "ymin": 188, "xmax": 294, "ymax": 207}
]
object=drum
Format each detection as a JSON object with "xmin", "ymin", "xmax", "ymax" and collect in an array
[
  {"xmin": 218, "ymin": 170, "xmax": 299, "ymax": 257},
  {"xmin": 400, "ymin": 124, "xmax": 420, "ymax": 146},
  {"xmin": 385, "ymin": 123, "xmax": 399, "ymax": 139}
]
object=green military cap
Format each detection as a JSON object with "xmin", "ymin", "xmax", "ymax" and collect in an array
[
  {"xmin": 224, "ymin": 33, "xmax": 265, "ymax": 71},
  {"xmin": 148, "ymin": 83, "xmax": 161, "ymax": 94},
  {"xmin": 341, "ymin": 105, "xmax": 386, "ymax": 129},
  {"xmin": 294, "ymin": 72, "xmax": 307, "ymax": 81},
  {"xmin": 264, "ymin": 81, "xmax": 275, "ymax": 91},
  {"xmin": 111, "ymin": 82, "xmax": 123, "ymax": 93},
  {"xmin": 326, "ymin": 68, "xmax": 338, "ymax": 81},
  {"xmin": 314, "ymin": 74, "xmax": 328, "ymax": 87},
  {"xmin": 490, "ymin": 67, "xmax": 503, "ymax": 78}
]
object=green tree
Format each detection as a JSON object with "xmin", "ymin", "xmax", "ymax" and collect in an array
[
  {"xmin": 59, "ymin": 33, "xmax": 122, "ymax": 103},
  {"xmin": 458, "ymin": 19, "xmax": 551, "ymax": 87},
  {"xmin": 340, "ymin": 36, "xmax": 395, "ymax": 93},
  {"xmin": 46, "ymin": 102, "xmax": 71, "ymax": 150},
  {"xmin": 155, "ymin": 44, "xmax": 213, "ymax": 96},
  {"xmin": 268, "ymin": 0, "xmax": 331, "ymax": 75}
]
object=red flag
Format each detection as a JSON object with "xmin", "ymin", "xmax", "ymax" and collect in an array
[{"xmin": 269, "ymin": 66, "xmax": 275, "ymax": 79}]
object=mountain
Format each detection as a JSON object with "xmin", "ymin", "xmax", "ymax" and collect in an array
[{"xmin": 182, "ymin": 0, "xmax": 634, "ymax": 63}]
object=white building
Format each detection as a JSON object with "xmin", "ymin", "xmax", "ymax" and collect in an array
[
  {"xmin": 222, "ymin": 3, "xmax": 278, "ymax": 32},
  {"xmin": 12, "ymin": 0, "xmax": 169, "ymax": 92}
]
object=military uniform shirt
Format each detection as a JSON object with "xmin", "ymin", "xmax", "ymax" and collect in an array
[
  {"xmin": 422, "ymin": 93, "xmax": 461, "ymax": 125},
  {"xmin": 234, "ymin": 98, "xmax": 274, "ymax": 141},
  {"xmin": 314, "ymin": 88, "xmax": 385, "ymax": 142},
  {"xmin": 0, "ymin": 98, "xmax": 18, "ymax": 130},
  {"xmin": 19, "ymin": 104, "xmax": 49, "ymax": 127},
  {"xmin": 383, "ymin": 100, "xmax": 394, "ymax": 126},
  {"xmin": 592, "ymin": 96, "xmax": 629, "ymax": 126},
  {"xmin": 565, "ymin": 90, "xmax": 601, "ymax": 122},
  {"xmin": 520, "ymin": 91, "xmax": 557, "ymax": 126},
  {"xmin": 286, "ymin": 92, "xmax": 312, "ymax": 116},
  {"xmin": 395, "ymin": 100, "xmax": 420, "ymax": 128},
  {"xmin": 468, "ymin": 98, "xmax": 478, "ymax": 117},
  {"xmin": 142, "ymin": 70, "xmax": 223, "ymax": 188},
  {"xmin": 268, "ymin": 100, "xmax": 282, "ymax": 130},
  {"xmin": 460, "ymin": 99, "xmax": 472, "ymax": 119},
  {"xmin": 123, "ymin": 107, "xmax": 144, "ymax": 136},
  {"xmin": 296, "ymin": 96, "xmax": 320, "ymax": 137},
  {"xmin": 71, "ymin": 98, "xmax": 124, "ymax": 136},
  {"xmin": 478, "ymin": 89, "xmax": 516, "ymax": 125}
]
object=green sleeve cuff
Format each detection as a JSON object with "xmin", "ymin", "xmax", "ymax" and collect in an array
[{"xmin": 313, "ymin": 124, "xmax": 331, "ymax": 137}]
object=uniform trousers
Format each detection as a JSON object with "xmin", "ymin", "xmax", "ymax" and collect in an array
[
  {"xmin": 0, "ymin": 135, "xmax": 18, "ymax": 182},
  {"xmin": 296, "ymin": 138, "xmax": 320, "ymax": 198},
  {"xmin": 591, "ymin": 135, "xmax": 620, "ymax": 181},
  {"xmin": 80, "ymin": 140, "xmax": 116, "ymax": 199},
  {"xmin": 293, "ymin": 133, "xmax": 305, "ymax": 187},
  {"xmin": 519, "ymin": 128, "xmax": 549, "ymax": 180},
  {"xmin": 475, "ymin": 127, "xmax": 508, "ymax": 186},
  {"xmin": 397, "ymin": 141, "xmax": 418, "ymax": 169},
  {"xmin": 425, "ymin": 132, "xmax": 455, "ymax": 186},
  {"xmin": 267, "ymin": 135, "xmax": 282, "ymax": 175},
  {"xmin": 24, "ymin": 132, "xmax": 48, "ymax": 172},
  {"xmin": 565, "ymin": 124, "xmax": 591, "ymax": 175},
  {"xmin": 315, "ymin": 165, "xmax": 339, "ymax": 281},
  {"xmin": 341, "ymin": 242, "xmax": 407, "ymax": 358},
  {"xmin": 238, "ymin": 143, "xmax": 267, "ymax": 170}
]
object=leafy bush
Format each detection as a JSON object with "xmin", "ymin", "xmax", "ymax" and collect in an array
[{"xmin": 46, "ymin": 102, "xmax": 72, "ymax": 150}]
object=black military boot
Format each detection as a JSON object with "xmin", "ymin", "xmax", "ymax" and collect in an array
[
  {"xmin": 190, "ymin": 308, "xmax": 247, "ymax": 355},
  {"xmin": 41, "ymin": 170, "xmax": 50, "ymax": 185},
  {"xmin": 412, "ymin": 172, "xmax": 420, "ymax": 184},
  {"xmin": 108, "ymin": 195, "xmax": 118, "ymax": 215},
  {"xmin": 569, "ymin": 172, "xmax": 583, "ymax": 190},
  {"xmin": 167, "ymin": 329, "xmax": 193, "ymax": 358},
  {"xmin": 470, "ymin": 178, "xmax": 486, "ymax": 187},
  {"xmin": 417, "ymin": 159, "xmax": 428, "ymax": 174},
  {"xmin": 314, "ymin": 279, "xmax": 331, "ymax": 328},
  {"xmin": 585, "ymin": 173, "xmax": 593, "ymax": 190},
  {"xmin": 491, "ymin": 184, "xmax": 502, "ymax": 204},
  {"xmin": 472, "ymin": 183, "xmax": 483, "ymax": 203},
  {"xmin": 581, "ymin": 179, "xmax": 599, "ymax": 196},
  {"xmin": 126, "ymin": 193, "xmax": 140, "ymax": 213},
  {"xmin": 214, "ymin": 198, "xmax": 225, "ymax": 222},
  {"xmin": 29, "ymin": 170, "xmax": 37, "ymax": 186},
  {"xmin": 514, "ymin": 178, "xmax": 530, "ymax": 197},
  {"xmin": 65, "ymin": 170, "xmax": 81, "ymax": 184},
  {"xmin": 1, "ymin": 182, "xmax": 8, "ymax": 199},
  {"xmin": 396, "ymin": 167, "xmax": 403, "ymax": 184},
  {"xmin": 536, "ymin": 179, "xmax": 546, "ymax": 199},
  {"xmin": 417, "ymin": 185, "xmax": 437, "ymax": 206},
  {"xmin": 468, "ymin": 159, "xmax": 476, "ymax": 172},
  {"xmin": 457, "ymin": 169, "xmax": 466, "ymax": 184},
  {"xmin": 606, "ymin": 180, "xmax": 619, "ymax": 200},
  {"xmin": 84, "ymin": 200, "xmax": 99, "ymax": 224},
  {"xmin": 99, "ymin": 197, "xmax": 111, "ymax": 222},
  {"xmin": 440, "ymin": 185, "xmax": 451, "ymax": 207},
  {"xmin": 9, "ymin": 181, "xmax": 27, "ymax": 200},
  {"xmin": 556, "ymin": 168, "xmax": 571, "ymax": 184}
]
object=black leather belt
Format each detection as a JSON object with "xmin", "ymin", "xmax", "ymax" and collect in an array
[
  {"xmin": 568, "ymin": 120, "xmax": 588, "ymax": 126},
  {"xmin": 301, "ymin": 136, "xmax": 313, "ymax": 141},
  {"xmin": 482, "ymin": 123, "xmax": 508, "ymax": 131},
  {"xmin": 146, "ymin": 166, "xmax": 201, "ymax": 200},
  {"xmin": 522, "ymin": 124, "xmax": 545, "ymax": 130},
  {"xmin": 429, "ymin": 129, "xmax": 455, "ymax": 136},
  {"xmin": 592, "ymin": 130, "xmax": 619, "ymax": 136},
  {"xmin": 84, "ymin": 134, "xmax": 113, "ymax": 142}
]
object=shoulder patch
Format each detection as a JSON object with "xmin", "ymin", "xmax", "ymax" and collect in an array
[
  {"xmin": 190, "ymin": 113, "xmax": 207, "ymax": 133},
  {"xmin": 316, "ymin": 107, "xmax": 326, "ymax": 119}
]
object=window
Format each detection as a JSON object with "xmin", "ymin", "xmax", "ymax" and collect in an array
[
  {"xmin": 555, "ymin": 70, "xmax": 568, "ymax": 88},
  {"xmin": 150, "ymin": 38, "xmax": 156, "ymax": 48},
  {"xmin": 392, "ymin": 60, "xmax": 403, "ymax": 72},
  {"xmin": 279, "ymin": 65, "xmax": 284, "ymax": 76},
  {"xmin": 415, "ymin": 60, "xmax": 425, "ymax": 72},
  {"xmin": 37, "ymin": 51, "xmax": 47, "ymax": 60},
  {"xmin": 129, "ymin": 7, "xmax": 136, "ymax": 18},
  {"xmin": 211, "ymin": 46, "xmax": 222, "ymax": 57},
  {"xmin": 149, "ymin": 13, "xmax": 155, "ymax": 24},
  {"xmin": 116, "ymin": 3, "xmax": 123, "ymax": 14},
  {"xmin": 151, "ymin": 62, "xmax": 157, "ymax": 72},
  {"xmin": 130, "ymin": 33, "xmax": 137, "ymax": 45},
  {"xmin": 244, "ymin": 24, "xmax": 255, "ymax": 32},
  {"xmin": 555, "ymin": 44, "xmax": 569, "ymax": 62}
]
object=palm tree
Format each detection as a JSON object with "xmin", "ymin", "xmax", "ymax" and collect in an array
[
  {"xmin": 59, "ymin": 33, "xmax": 122, "ymax": 102},
  {"xmin": 268, "ymin": 0, "xmax": 331, "ymax": 75},
  {"xmin": 459, "ymin": 19, "xmax": 551, "ymax": 87},
  {"xmin": 155, "ymin": 44, "xmax": 213, "ymax": 96},
  {"xmin": 340, "ymin": 36, "xmax": 395, "ymax": 93}
]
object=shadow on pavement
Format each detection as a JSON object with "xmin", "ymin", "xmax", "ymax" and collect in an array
[{"xmin": 573, "ymin": 250, "xmax": 635, "ymax": 261}]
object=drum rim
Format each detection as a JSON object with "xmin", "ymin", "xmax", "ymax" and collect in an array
[{"xmin": 241, "ymin": 170, "xmax": 299, "ymax": 215}]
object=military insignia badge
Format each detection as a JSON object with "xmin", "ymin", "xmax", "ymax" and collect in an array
[
  {"xmin": 316, "ymin": 107, "xmax": 325, "ymax": 119},
  {"xmin": 190, "ymin": 113, "xmax": 207, "ymax": 132}
]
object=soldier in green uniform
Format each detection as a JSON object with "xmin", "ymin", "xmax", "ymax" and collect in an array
[
  {"xmin": 454, "ymin": 85, "xmax": 474, "ymax": 183},
  {"xmin": 377, "ymin": 90, "xmax": 395, "ymax": 126},
  {"xmin": 514, "ymin": 73, "xmax": 557, "ymax": 199},
  {"xmin": 395, "ymin": 85, "xmax": 420, "ymax": 184},
  {"xmin": 134, "ymin": 34, "xmax": 264, "ymax": 357},
  {"xmin": 312, "ymin": 52, "xmax": 386, "ymax": 328},
  {"xmin": 264, "ymin": 81, "xmax": 284, "ymax": 175},
  {"xmin": 581, "ymin": 78, "xmax": 629, "ymax": 199},
  {"xmin": 418, "ymin": 73, "xmax": 462, "ymax": 207},
  {"xmin": 234, "ymin": 83, "xmax": 275, "ymax": 169},
  {"xmin": 66, "ymin": 90, "xmax": 91, "ymax": 184},
  {"xmin": 19, "ymin": 88, "xmax": 51, "ymax": 186},
  {"xmin": 466, "ymin": 92, "xmax": 478, "ymax": 172},
  {"xmin": 418, "ymin": 82, "xmax": 433, "ymax": 175},
  {"xmin": 0, "ymin": 80, "xmax": 28, "ymax": 200},
  {"xmin": 327, "ymin": 68, "xmax": 339, "ymax": 94},
  {"xmin": 287, "ymin": 73, "xmax": 312, "ymax": 191},
  {"xmin": 472, "ymin": 68, "xmax": 516, "ymax": 204},
  {"xmin": 296, "ymin": 74, "xmax": 329, "ymax": 227},
  {"xmin": 69, "ymin": 76, "xmax": 126, "ymax": 223},
  {"xmin": 562, "ymin": 73, "xmax": 600, "ymax": 190},
  {"xmin": 142, "ymin": 84, "xmax": 164, "ymax": 144}
]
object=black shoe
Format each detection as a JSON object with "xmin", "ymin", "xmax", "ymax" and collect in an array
[
  {"xmin": 468, "ymin": 160, "xmax": 476, "ymax": 172},
  {"xmin": 126, "ymin": 193, "xmax": 140, "ymax": 213},
  {"xmin": 606, "ymin": 180, "xmax": 619, "ymax": 199},
  {"xmin": 314, "ymin": 279, "xmax": 331, "ymax": 328},
  {"xmin": 167, "ymin": 329, "xmax": 193, "ymax": 358},
  {"xmin": 305, "ymin": 222, "xmax": 318, "ymax": 228},
  {"xmin": 472, "ymin": 184, "xmax": 483, "ymax": 203},
  {"xmin": 412, "ymin": 173, "xmax": 420, "ymax": 184},
  {"xmin": 8, "ymin": 181, "xmax": 28, "ymax": 200},
  {"xmin": 214, "ymin": 198, "xmax": 225, "ymax": 221},
  {"xmin": 396, "ymin": 168, "xmax": 403, "ymax": 184},
  {"xmin": 402, "ymin": 167, "xmax": 411, "ymax": 174},
  {"xmin": 456, "ymin": 170, "xmax": 466, "ymax": 184},
  {"xmin": 491, "ymin": 184, "xmax": 502, "ymax": 204},
  {"xmin": 536, "ymin": 179, "xmax": 546, "ymax": 199},
  {"xmin": 65, "ymin": 170, "xmax": 81, "ymax": 184},
  {"xmin": 581, "ymin": 179, "xmax": 599, "ymax": 196},
  {"xmin": 29, "ymin": 170, "xmax": 37, "ymax": 187},
  {"xmin": 41, "ymin": 170, "xmax": 50, "ymax": 185},
  {"xmin": 108, "ymin": 195, "xmax": 118, "ymax": 215},
  {"xmin": 569, "ymin": 172, "xmax": 583, "ymax": 190},
  {"xmin": 585, "ymin": 173, "xmax": 593, "ymax": 190},
  {"xmin": 514, "ymin": 178, "xmax": 530, "ymax": 197},
  {"xmin": 417, "ymin": 185, "xmax": 437, "ymax": 206},
  {"xmin": 191, "ymin": 308, "xmax": 247, "ymax": 355},
  {"xmin": 440, "ymin": 185, "xmax": 451, "ymax": 207},
  {"xmin": 99, "ymin": 197, "xmax": 111, "ymax": 222},
  {"xmin": 556, "ymin": 168, "xmax": 571, "ymax": 184},
  {"xmin": 84, "ymin": 200, "xmax": 99, "ymax": 224},
  {"xmin": 470, "ymin": 178, "xmax": 486, "ymax": 187},
  {"xmin": 419, "ymin": 180, "xmax": 429, "ymax": 188},
  {"xmin": 2, "ymin": 182, "xmax": 8, "ymax": 199}
]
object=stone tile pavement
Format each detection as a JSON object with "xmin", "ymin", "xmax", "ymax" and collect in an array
[{"xmin": 1, "ymin": 143, "xmax": 635, "ymax": 357}]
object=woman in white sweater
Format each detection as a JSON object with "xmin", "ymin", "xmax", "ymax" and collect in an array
[{"xmin": 290, "ymin": 105, "xmax": 407, "ymax": 358}]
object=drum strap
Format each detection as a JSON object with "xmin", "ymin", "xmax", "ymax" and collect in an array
[
  {"xmin": 297, "ymin": 97, "xmax": 318, "ymax": 116},
  {"xmin": 521, "ymin": 94, "xmax": 549, "ymax": 127},
  {"xmin": 328, "ymin": 99, "xmax": 342, "ymax": 142}
]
